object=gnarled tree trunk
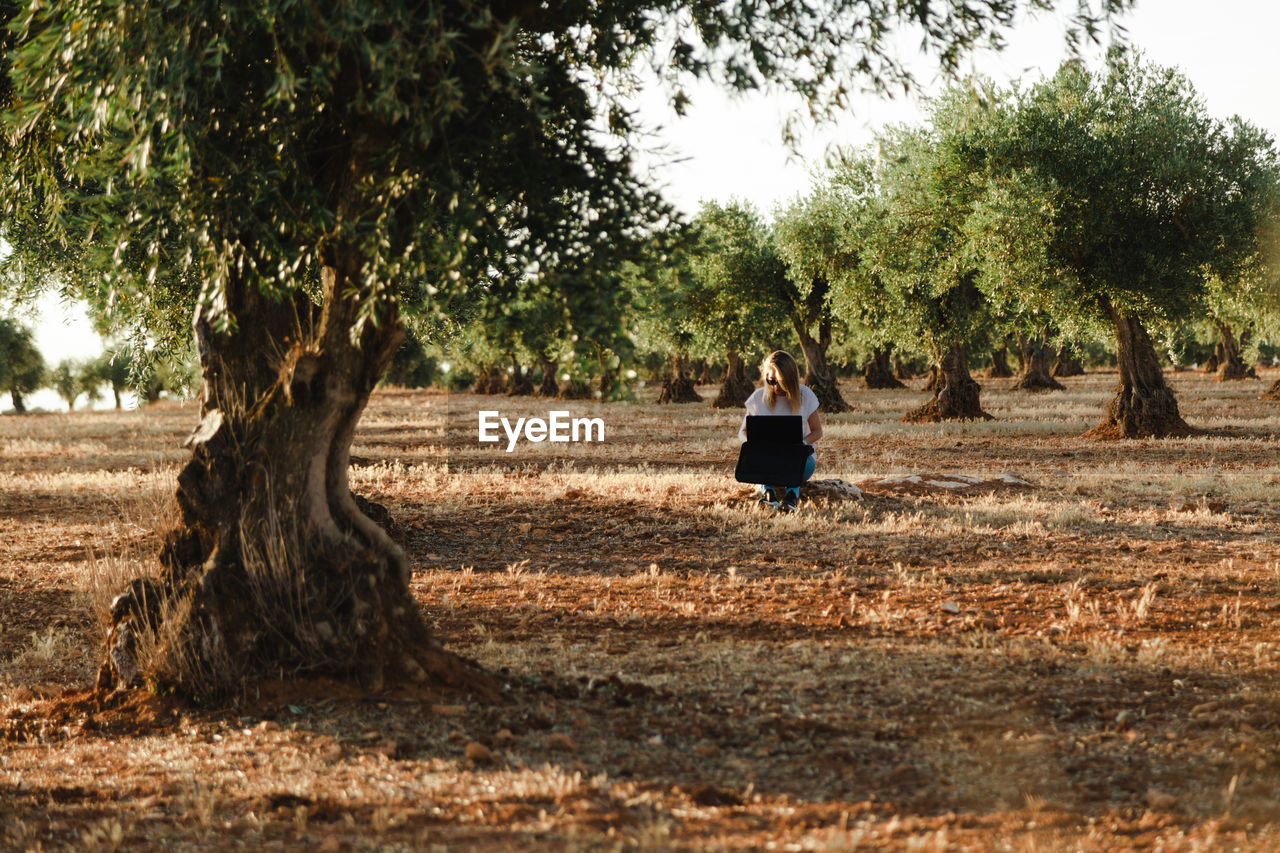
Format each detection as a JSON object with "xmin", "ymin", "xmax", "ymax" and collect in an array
[
  {"xmin": 1093, "ymin": 302, "xmax": 1192, "ymax": 438},
  {"xmin": 1015, "ymin": 332, "xmax": 1065, "ymax": 392},
  {"xmin": 96, "ymin": 268, "xmax": 495, "ymax": 702},
  {"xmin": 1215, "ymin": 322, "xmax": 1257, "ymax": 381},
  {"xmin": 536, "ymin": 357, "xmax": 559, "ymax": 397},
  {"xmin": 923, "ymin": 364, "xmax": 942, "ymax": 394},
  {"xmin": 894, "ymin": 356, "xmax": 914, "ymax": 382},
  {"xmin": 658, "ymin": 354, "xmax": 702, "ymax": 404},
  {"xmin": 713, "ymin": 351, "xmax": 755, "ymax": 408},
  {"xmin": 9, "ymin": 388, "xmax": 26, "ymax": 414},
  {"xmin": 796, "ymin": 319, "xmax": 850, "ymax": 412},
  {"xmin": 903, "ymin": 342, "xmax": 991, "ymax": 422},
  {"xmin": 986, "ymin": 346, "xmax": 1013, "ymax": 379},
  {"xmin": 863, "ymin": 345, "xmax": 906, "ymax": 389},
  {"xmin": 1052, "ymin": 344, "xmax": 1085, "ymax": 378}
]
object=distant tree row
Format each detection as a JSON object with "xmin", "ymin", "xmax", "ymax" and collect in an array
[
  {"xmin": 438, "ymin": 53, "xmax": 1280, "ymax": 438},
  {"xmin": 0, "ymin": 317, "xmax": 194, "ymax": 412}
]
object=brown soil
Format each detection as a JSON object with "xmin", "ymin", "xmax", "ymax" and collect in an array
[{"xmin": 3, "ymin": 372, "xmax": 1280, "ymax": 850}]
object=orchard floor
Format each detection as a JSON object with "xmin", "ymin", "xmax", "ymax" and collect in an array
[{"xmin": 4, "ymin": 368, "xmax": 1280, "ymax": 850}]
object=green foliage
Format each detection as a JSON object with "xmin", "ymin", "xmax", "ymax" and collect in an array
[
  {"xmin": 850, "ymin": 104, "xmax": 999, "ymax": 362},
  {"xmin": 0, "ymin": 316, "xmax": 44, "ymax": 408},
  {"xmin": 0, "ymin": 0, "xmax": 1133, "ymax": 369},
  {"xmin": 687, "ymin": 201, "xmax": 791, "ymax": 360},
  {"xmin": 85, "ymin": 352, "xmax": 131, "ymax": 408},
  {"xmin": 382, "ymin": 329, "xmax": 441, "ymax": 389},
  {"xmin": 965, "ymin": 53, "xmax": 1280, "ymax": 335},
  {"xmin": 49, "ymin": 358, "xmax": 99, "ymax": 411}
]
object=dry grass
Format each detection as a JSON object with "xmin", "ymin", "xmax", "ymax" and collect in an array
[{"xmin": 3, "ymin": 370, "xmax": 1280, "ymax": 850}]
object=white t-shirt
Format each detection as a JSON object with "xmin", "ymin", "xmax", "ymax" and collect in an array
[{"xmin": 739, "ymin": 384, "xmax": 821, "ymax": 445}]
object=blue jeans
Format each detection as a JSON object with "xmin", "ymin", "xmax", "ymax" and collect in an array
[{"xmin": 758, "ymin": 454, "xmax": 816, "ymax": 499}]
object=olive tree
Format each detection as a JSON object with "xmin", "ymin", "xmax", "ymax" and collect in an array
[
  {"xmin": 686, "ymin": 201, "xmax": 791, "ymax": 407},
  {"xmin": 0, "ymin": 316, "xmax": 44, "ymax": 412},
  {"xmin": 968, "ymin": 56, "xmax": 1280, "ymax": 436},
  {"xmin": 771, "ymin": 190, "xmax": 858, "ymax": 411},
  {"xmin": 860, "ymin": 112, "xmax": 999, "ymax": 421}
]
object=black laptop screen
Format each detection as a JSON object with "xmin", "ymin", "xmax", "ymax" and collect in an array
[{"xmin": 745, "ymin": 415, "xmax": 804, "ymax": 443}]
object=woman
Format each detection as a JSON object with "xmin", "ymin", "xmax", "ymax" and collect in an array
[{"xmin": 738, "ymin": 351, "xmax": 823, "ymax": 511}]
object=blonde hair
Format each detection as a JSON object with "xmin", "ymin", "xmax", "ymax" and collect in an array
[{"xmin": 761, "ymin": 351, "xmax": 802, "ymax": 413}]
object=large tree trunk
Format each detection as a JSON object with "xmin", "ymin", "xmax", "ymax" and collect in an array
[
  {"xmin": 9, "ymin": 388, "xmax": 26, "ymax": 413},
  {"xmin": 659, "ymin": 354, "xmax": 702, "ymax": 403},
  {"xmin": 986, "ymin": 346, "xmax": 1014, "ymax": 379},
  {"xmin": 863, "ymin": 345, "xmax": 906, "ymax": 389},
  {"xmin": 1015, "ymin": 332, "xmax": 1066, "ymax": 392},
  {"xmin": 1092, "ymin": 303, "xmax": 1193, "ymax": 438},
  {"xmin": 712, "ymin": 351, "xmax": 755, "ymax": 408},
  {"xmin": 536, "ymin": 357, "xmax": 559, "ymax": 397},
  {"xmin": 903, "ymin": 342, "xmax": 991, "ymax": 422},
  {"xmin": 95, "ymin": 269, "xmax": 495, "ymax": 702},
  {"xmin": 796, "ymin": 319, "xmax": 850, "ymax": 412},
  {"xmin": 1052, "ymin": 344, "xmax": 1085, "ymax": 378},
  {"xmin": 1215, "ymin": 321, "xmax": 1257, "ymax": 381}
]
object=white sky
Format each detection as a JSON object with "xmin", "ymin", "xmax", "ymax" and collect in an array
[{"xmin": 11, "ymin": 0, "xmax": 1280, "ymax": 405}]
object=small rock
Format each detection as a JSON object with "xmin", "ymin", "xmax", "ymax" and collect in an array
[
  {"xmin": 465, "ymin": 741, "xmax": 495, "ymax": 764},
  {"xmin": 1115, "ymin": 710, "xmax": 1135, "ymax": 729},
  {"xmin": 1146, "ymin": 787, "xmax": 1179, "ymax": 810},
  {"xmin": 940, "ymin": 601, "xmax": 960, "ymax": 615},
  {"xmin": 518, "ymin": 522, "xmax": 533, "ymax": 534},
  {"xmin": 546, "ymin": 732, "xmax": 577, "ymax": 752}
]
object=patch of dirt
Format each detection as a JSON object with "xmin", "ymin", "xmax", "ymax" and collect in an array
[{"xmin": 4, "ymin": 374, "xmax": 1280, "ymax": 850}]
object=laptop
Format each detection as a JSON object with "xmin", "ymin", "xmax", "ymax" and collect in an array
[{"xmin": 744, "ymin": 415, "xmax": 805, "ymax": 444}]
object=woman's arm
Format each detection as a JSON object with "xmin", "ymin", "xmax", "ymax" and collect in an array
[{"xmin": 806, "ymin": 410, "xmax": 823, "ymax": 444}]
